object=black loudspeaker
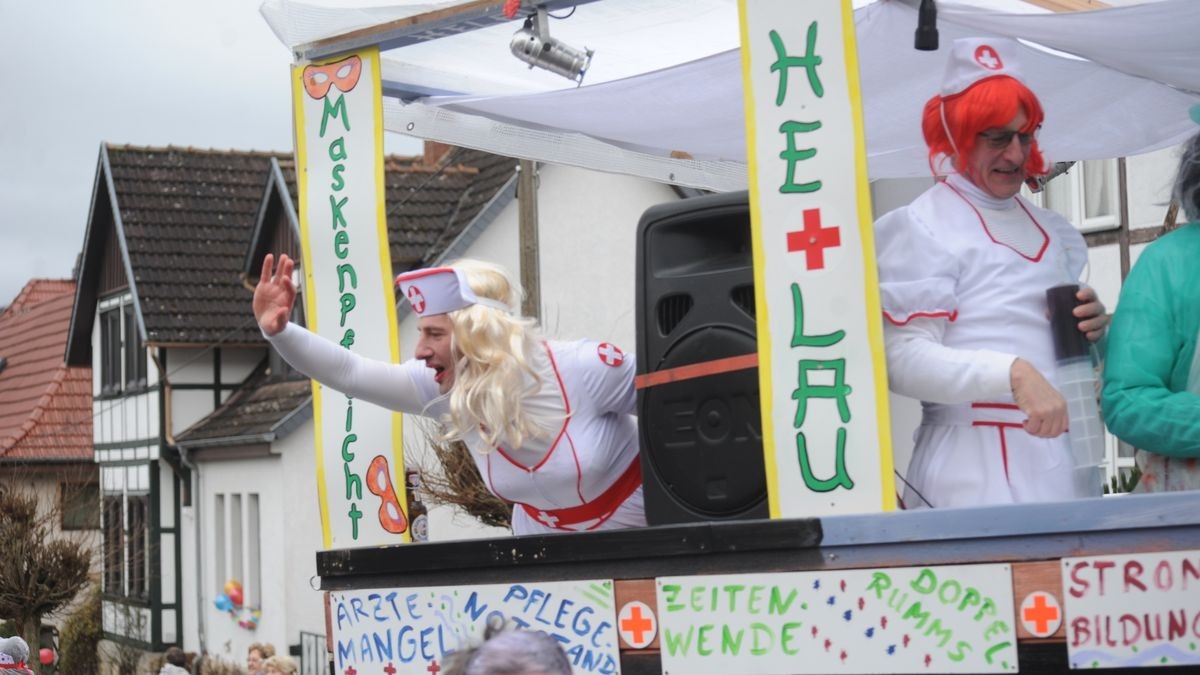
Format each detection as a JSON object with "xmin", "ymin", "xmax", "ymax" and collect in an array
[{"xmin": 635, "ymin": 191, "xmax": 768, "ymax": 525}]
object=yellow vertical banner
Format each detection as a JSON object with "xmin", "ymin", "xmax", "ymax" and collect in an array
[
  {"xmin": 292, "ymin": 48, "xmax": 408, "ymax": 547},
  {"xmin": 739, "ymin": 0, "xmax": 895, "ymax": 517}
]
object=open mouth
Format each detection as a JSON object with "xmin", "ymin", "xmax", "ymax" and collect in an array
[{"xmin": 431, "ymin": 365, "xmax": 447, "ymax": 383}]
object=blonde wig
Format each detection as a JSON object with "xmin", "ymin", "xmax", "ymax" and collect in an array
[{"xmin": 439, "ymin": 259, "xmax": 552, "ymax": 449}]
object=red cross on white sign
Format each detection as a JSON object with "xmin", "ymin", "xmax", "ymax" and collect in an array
[
  {"xmin": 1020, "ymin": 591, "xmax": 1062, "ymax": 638},
  {"xmin": 975, "ymin": 45, "xmax": 1003, "ymax": 71},
  {"xmin": 618, "ymin": 600, "xmax": 657, "ymax": 649},
  {"xmin": 383, "ymin": 664, "xmax": 397, "ymax": 675},
  {"xmin": 597, "ymin": 343, "xmax": 625, "ymax": 367},
  {"xmin": 408, "ymin": 285, "xmax": 426, "ymax": 314},
  {"xmin": 426, "ymin": 660, "xmax": 441, "ymax": 674},
  {"xmin": 786, "ymin": 208, "xmax": 841, "ymax": 271}
]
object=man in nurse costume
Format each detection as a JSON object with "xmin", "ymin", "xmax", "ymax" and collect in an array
[
  {"xmin": 873, "ymin": 38, "xmax": 1109, "ymax": 508},
  {"xmin": 254, "ymin": 254, "xmax": 646, "ymax": 534}
]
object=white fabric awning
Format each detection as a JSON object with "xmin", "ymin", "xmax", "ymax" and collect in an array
[{"xmin": 264, "ymin": 0, "xmax": 1200, "ymax": 189}]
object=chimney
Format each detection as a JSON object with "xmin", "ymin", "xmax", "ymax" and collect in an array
[{"xmin": 424, "ymin": 141, "xmax": 453, "ymax": 167}]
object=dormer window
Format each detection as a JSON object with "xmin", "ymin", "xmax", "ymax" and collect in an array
[{"xmin": 99, "ymin": 296, "xmax": 147, "ymax": 396}]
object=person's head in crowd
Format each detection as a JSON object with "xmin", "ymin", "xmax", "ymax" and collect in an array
[
  {"xmin": 164, "ymin": 646, "xmax": 186, "ymax": 666},
  {"xmin": 444, "ymin": 622, "xmax": 572, "ymax": 675},
  {"xmin": 247, "ymin": 642, "xmax": 275, "ymax": 675},
  {"xmin": 921, "ymin": 37, "xmax": 1047, "ymax": 199},
  {"xmin": 262, "ymin": 654, "xmax": 299, "ymax": 675},
  {"xmin": 1173, "ymin": 114, "xmax": 1200, "ymax": 222}
]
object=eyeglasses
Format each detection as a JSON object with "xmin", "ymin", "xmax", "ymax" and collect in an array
[{"xmin": 978, "ymin": 128, "xmax": 1037, "ymax": 150}]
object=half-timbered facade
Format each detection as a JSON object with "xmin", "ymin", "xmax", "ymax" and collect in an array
[{"xmin": 65, "ymin": 145, "xmax": 285, "ymax": 651}]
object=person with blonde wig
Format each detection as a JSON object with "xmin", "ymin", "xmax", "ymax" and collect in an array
[
  {"xmin": 874, "ymin": 38, "xmax": 1108, "ymax": 508},
  {"xmin": 254, "ymin": 255, "xmax": 644, "ymax": 534}
]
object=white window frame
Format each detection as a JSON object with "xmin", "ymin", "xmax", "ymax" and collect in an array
[{"xmin": 1029, "ymin": 158, "xmax": 1120, "ymax": 233}]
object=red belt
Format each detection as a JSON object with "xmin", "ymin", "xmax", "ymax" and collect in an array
[{"xmin": 520, "ymin": 457, "xmax": 642, "ymax": 530}]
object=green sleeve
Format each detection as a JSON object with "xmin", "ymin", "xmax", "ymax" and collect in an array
[{"xmin": 1101, "ymin": 242, "xmax": 1200, "ymax": 457}]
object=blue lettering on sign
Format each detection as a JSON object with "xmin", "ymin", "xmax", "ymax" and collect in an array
[{"xmin": 336, "ymin": 587, "xmax": 617, "ymax": 672}]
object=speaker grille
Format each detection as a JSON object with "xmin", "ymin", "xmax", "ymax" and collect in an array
[
  {"xmin": 731, "ymin": 283, "xmax": 755, "ymax": 320},
  {"xmin": 656, "ymin": 293, "xmax": 693, "ymax": 336}
]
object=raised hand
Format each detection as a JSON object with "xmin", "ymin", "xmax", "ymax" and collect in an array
[
  {"xmin": 253, "ymin": 253, "xmax": 297, "ymax": 337},
  {"xmin": 1074, "ymin": 286, "xmax": 1108, "ymax": 343},
  {"xmin": 1010, "ymin": 357, "xmax": 1067, "ymax": 438}
]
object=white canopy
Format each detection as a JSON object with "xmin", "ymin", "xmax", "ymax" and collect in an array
[{"xmin": 264, "ymin": 0, "xmax": 1200, "ymax": 190}]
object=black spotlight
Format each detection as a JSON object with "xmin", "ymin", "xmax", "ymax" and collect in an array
[{"xmin": 915, "ymin": 0, "xmax": 938, "ymax": 51}]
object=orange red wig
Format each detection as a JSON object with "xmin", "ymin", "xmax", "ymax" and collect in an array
[{"xmin": 921, "ymin": 75, "xmax": 1048, "ymax": 178}]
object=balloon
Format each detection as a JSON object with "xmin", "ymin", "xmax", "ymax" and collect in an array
[
  {"xmin": 214, "ymin": 593, "xmax": 233, "ymax": 612},
  {"xmin": 227, "ymin": 586, "xmax": 244, "ymax": 608},
  {"xmin": 224, "ymin": 579, "xmax": 243, "ymax": 596},
  {"xmin": 39, "ymin": 648, "xmax": 55, "ymax": 666},
  {"xmin": 236, "ymin": 607, "xmax": 262, "ymax": 630}
]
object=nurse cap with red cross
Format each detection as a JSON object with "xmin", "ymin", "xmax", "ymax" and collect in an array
[
  {"xmin": 940, "ymin": 37, "xmax": 1025, "ymax": 99},
  {"xmin": 395, "ymin": 267, "xmax": 511, "ymax": 316}
]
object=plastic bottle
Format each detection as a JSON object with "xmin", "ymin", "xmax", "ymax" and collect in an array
[
  {"xmin": 405, "ymin": 469, "xmax": 429, "ymax": 542},
  {"xmin": 1046, "ymin": 284, "xmax": 1104, "ymax": 497}
]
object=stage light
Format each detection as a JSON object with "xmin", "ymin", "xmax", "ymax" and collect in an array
[
  {"xmin": 510, "ymin": 7, "xmax": 593, "ymax": 84},
  {"xmin": 915, "ymin": 0, "xmax": 939, "ymax": 51}
]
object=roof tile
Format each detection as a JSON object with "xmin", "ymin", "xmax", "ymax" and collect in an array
[{"xmin": 0, "ymin": 279, "xmax": 92, "ymax": 462}]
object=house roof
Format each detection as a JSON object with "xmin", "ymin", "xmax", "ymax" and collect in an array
[
  {"xmin": 0, "ymin": 279, "xmax": 92, "ymax": 462},
  {"xmin": 246, "ymin": 145, "xmax": 517, "ymax": 277},
  {"xmin": 67, "ymin": 145, "xmax": 292, "ymax": 366},
  {"xmin": 109, "ymin": 145, "xmax": 289, "ymax": 346},
  {"xmin": 175, "ymin": 374, "xmax": 312, "ymax": 448}
]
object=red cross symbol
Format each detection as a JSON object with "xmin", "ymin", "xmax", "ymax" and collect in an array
[
  {"xmin": 427, "ymin": 660, "xmax": 441, "ymax": 674},
  {"xmin": 407, "ymin": 285, "xmax": 427, "ymax": 314},
  {"xmin": 383, "ymin": 665, "xmax": 397, "ymax": 675},
  {"xmin": 786, "ymin": 208, "xmax": 841, "ymax": 271},
  {"xmin": 597, "ymin": 342, "xmax": 625, "ymax": 367},
  {"xmin": 343, "ymin": 668, "xmax": 356, "ymax": 675},
  {"xmin": 618, "ymin": 601, "xmax": 657, "ymax": 648},
  {"xmin": 1020, "ymin": 592, "xmax": 1062, "ymax": 637},
  {"xmin": 975, "ymin": 45, "xmax": 1003, "ymax": 71}
]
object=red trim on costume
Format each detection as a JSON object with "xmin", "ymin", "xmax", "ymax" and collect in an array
[
  {"xmin": 943, "ymin": 181, "xmax": 1049, "ymax": 262},
  {"xmin": 566, "ymin": 430, "xmax": 586, "ymax": 504},
  {"xmin": 972, "ymin": 420, "xmax": 1023, "ymax": 482},
  {"xmin": 882, "ymin": 310, "xmax": 960, "ymax": 326},
  {"xmin": 971, "ymin": 402, "xmax": 1020, "ymax": 411},
  {"xmin": 0, "ymin": 664, "xmax": 29, "ymax": 670},
  {"xmin": 393, "ymin": 266, "xmax": 455, "ymax": 286},
  {"xmin": 495, "ymin": 342, "xmax": 571, "ymax": 472},
  {"xmin": 518, "ymin": 456, "xmax": 642, "ymax": 529}
]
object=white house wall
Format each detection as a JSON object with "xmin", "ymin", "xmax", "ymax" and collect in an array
[
  {"xmin": 220, "ymin": 348, "xmax": 267, "ymax": 401},
  {"xmin": 171, "ymin": 389, "xmax": 218, "ymax": 439},
  {"xmin": 275, "ymin": 417, "xmax": 334, "ymax": 649},
  {"xmin": 158, "ymin": 462, "xmax": 180, "ymax": 644},
  {"xmin": 195, "ymin": 449, "xmax": 327, "ymax": 663}
]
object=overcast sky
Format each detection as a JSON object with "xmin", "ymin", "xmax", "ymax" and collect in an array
[{"xmin": 0, "ymin": 0, "xmax": 420, "ymax": 307}]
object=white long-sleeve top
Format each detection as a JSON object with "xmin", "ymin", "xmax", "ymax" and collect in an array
[
  {"xmin": 268, "ymin": 322, "xmax": 645, "ymax": 535},
  {"xmin": 875, "ymin": 174, "xmax": 1090, "ymax": 507}
]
